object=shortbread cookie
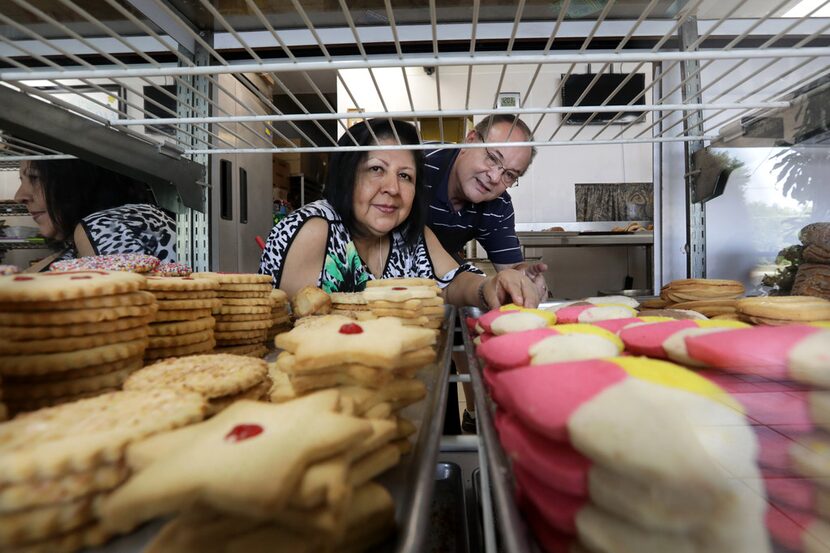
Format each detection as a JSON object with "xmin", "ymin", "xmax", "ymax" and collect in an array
[
  {"xmin": 0, "ymin": 462, "xmax": 129, "ymax": 513},
  {"xmin": 215, "ymin": 290, "xmax": 270, "ymax": 299},
  {"xmin": 0, "ymin": 338, "xmax": 149, "ymax": 377},
  {"xmin": 368, "ymin": 297, "xmax": 444, "ymax": 309},
  {"xmin": 0, "ymin": 271, "xmax": 146, "ymax": 303},
  {"xmin": 366, "ymin": 277, "xmax": 438, "ymax": 288},
  {"xmin": 0, "ymin": 290, "xmax": 155, "ymax": 312},
  {"xmin": 147, "ymin": 329, "xmax": 214, "ymax": 349},
  {"xmin": 661, "ymin": 278, "xmax": 745, "ymax": 303},
  {"xmin": 475, "ymin": 307, "xmax": 556, "ymax": 335},
  {"xmin": 206, "ymin": 379, "xmax": 271, "ymax": 416},
  {"xmin": 50, "ymin": 254, "xmax": 159, "ymax": 274},
  {"xmin": 0, "ymin": 316, "xmax": 153, "ymax": 341},
  {"xmin": 144, "ymin": 276, "xmax": 218, "ymax": 292},
  {"xmin": 276, "ymin": 318, "xmax": 435, "ymax": 371},
  {"xmin": 0, "ymin": 389, "xmax": 206, "ymax": 483},
  {"xmin": 219, "ymin": 297, "xmax": 272, "ymax": 306},
  {"xmin": 214, "ymin": 328, "xmax": 268, "ymax": 341},
  {"xmin": 362, "ymin": 285, "xmax": 439, "ymax": 302},
  {"xmin": 143, "ymin": 339, "xmax": 216, "ymax": 360},
  {"xmin": 217, "ymin": 313, "xmax": 273, "ymax": 323},
  {"xmin": 100, "ymin": 397, "xmax": 372, "ymax": 532},
  {"xmin": 213, "ymin": 344, "xmax": 268, "ymax": 358},
  {"xmin": 0, "ymin": 303, "xmax": 157, "ymax": 326},
  {"xmin": 2, "ymin": 362, "xmax": 141, "ymax": 400},
  {"xmin": 581, "ymin": 295, "xmax": 640, "ymax": 309},
  {"xmin": 153, "ymin": 308, "xmax": 212, "ymax": 322},
  {"xmin": 148, "ymin": 317, "xmax": 215, "ymax": 336},
  {"xmin": 0, "ymin": 494, "xmax": 100, "ymax": 547},
  {"xmin": 192, "ymin": 272, "xmax": 273, "ymax": 285},
  {"xmin": 4, "ymin": 356, "xmax": 144, "ymax": 383},
  {"xmin": 155, "ymin": 298, "xmax": 217, "ymax": 311},
  {"xmin": 291, "ymin": 285, "xmax": 332, "ymax": 318},
  {"xmin": 668, "ymin": 299, "xmax": 738, "ymax": 317},
  {"xmin": 150, "ymin": 290, "xmax": 218, "ymax": 300},
  {"xmin": 4, "ymin": 387, "xmax": 123, "ymax": 415},
  {"xmin": 217, "ymin": 305, "xmax": 270, "ymax": 316},
  {"xmin": 214, "ymin": 319, "xmax": 273, "ymax": 332},
  {"xmin": 0, "ymin": 326, "xmax": 149, "ymax": 355},
  {"xmin": 125, "ymin": 354, "xmax": 267, "ymax": 399}
]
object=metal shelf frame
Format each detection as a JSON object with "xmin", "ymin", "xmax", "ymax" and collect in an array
[{"xmin": 0, "ymin": 3, "xmax": 827, "ymax": 269}]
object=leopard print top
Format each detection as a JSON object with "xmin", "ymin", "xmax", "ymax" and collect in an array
[
  {"xmin": 53, "ymin": 204, "xmax": 176, "ymax": 265},
  {"xmin": 258, "ymin": 200, "xmax": 482, "ymax": 292}
]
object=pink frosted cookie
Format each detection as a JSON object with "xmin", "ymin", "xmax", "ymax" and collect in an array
[
  {"xmin": 489, "ymin": 356, "xmax": 758, "ymax": 523},
  {"xmin": 496, "ymin": 411, "xmax": 591, "ymax": 497},
  {"xmin": 0, "ymin": 265, "xmax": 19, "ymax": 275},
  {"xmin": 619, "ymin": 319, "xmax": 747, "ymax": 360},
  {"xmin": 590, "ymin": 316, "xmax": 672, "ymax": 334},
  {"xmin": 552, "ymin": 303, "xmax": 637, "ymax": 324},
  {"xmin": 50, "ymin": 253, "xmax": 160, "ymax": 274},
  {"xmin": 764, "ymin": 471, "xmax": 817, "ymax": 513},
  {"xmin": 477, "ymin": 325, "xmax": 623, "ymax": 371},
  {"xmin": 515, "ymin": 477, "xmax": 700, "ymax": 553},
  {"xmin": 766, "ymin": 505, "xmax": 830, "ymax": 553},
  {"xmin": 474, "ymin": 307, "xmax": 556, "ymax": 336},
  {"xmin": 755, "ymin": 425, "xmax": 813, "ymax": 472},
  {"xmin": 151, "ymin": 261, "xmax": 192, "ymax": 277},
  {"xmin": 685, "ymin": 325, "xmax": 830, "ymax": 383}
]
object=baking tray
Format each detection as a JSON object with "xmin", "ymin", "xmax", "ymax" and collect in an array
[
  {"xmin": 89, "ymin": 306, "xmax": 457, "ymax": 553},
  {"xmin": 425, "ymin": 462, "xmax": 471, "ymax": 553},
  {"xmin": 459, "ymin": 306, "xmax": 539, "ymax": 553}
]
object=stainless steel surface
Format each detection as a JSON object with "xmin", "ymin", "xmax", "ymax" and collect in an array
[
  {"xmin": 88, "ymin": 307, "xmax": 456, "ymax": 553},
  {"xmin": 517, "ymin": 231, "xmax": 654, "ymax": 247},
  {"xmin": 380, "ymin": 305, "xmax": 456, "ymax": 553},
  {"xmin": 459, "ymin": 306, "xmax": 536, "ymax": 553}
]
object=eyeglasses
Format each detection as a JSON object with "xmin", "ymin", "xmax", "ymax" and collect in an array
[{"xmin": 475, "ymin": 132, "xmax": 521, "ymax": 188}]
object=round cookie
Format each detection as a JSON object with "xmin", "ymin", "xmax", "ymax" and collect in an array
[
  {"xmin": 150, "ymin": 262, "xmax": 192, "ymax": 277},
  {"xmin": 553, "ymin": 304, "xmax": 637, "ymax": 324},
  {"xmin": 126, "ymin": 354, "xmax": 266, "ymax": 398},
  {"xmin": 50, "ymin": 254, "xmax": 159, "ymax": 274},
  {"xmin": 0, "ymin": 272, "xmax": 146, "ymax": 303},
  {"xmin": 684, "ymin": 325, "xmax": 822, "ymax": 379}
]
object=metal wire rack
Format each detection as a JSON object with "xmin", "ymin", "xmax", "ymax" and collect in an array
[{"xmin": 0, "ymin": 0, "xmax": 827, "ymax": 159}]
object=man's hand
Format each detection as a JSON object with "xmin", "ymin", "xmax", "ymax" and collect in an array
[
  {"xmin": 508, "ymin": 261, "xmax": 549, "ymax": 300},
  {"xmin": 482, "ymin": 269, "xmax": 541, "ymax": 309}
]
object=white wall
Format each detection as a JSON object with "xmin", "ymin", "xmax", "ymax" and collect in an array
[{"xmin": 338, "ymin": 63, "xmax": 654, "ymax": 224}]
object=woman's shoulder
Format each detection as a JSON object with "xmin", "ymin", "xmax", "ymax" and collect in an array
[{"xmin": 83, "ymin": 203, "xmax": 173, "ymax": 224}]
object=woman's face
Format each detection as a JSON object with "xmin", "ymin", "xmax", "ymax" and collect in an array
[
  {"xmin": 351, "ymin": 143, "xmax": 416, "ymax": 238},
  {"xmin": 15, "ymin": 161, "xmax": 60, "ymax": 239}
]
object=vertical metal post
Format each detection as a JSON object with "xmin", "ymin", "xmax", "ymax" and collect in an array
[
  {"xmin": 176, "ymin": 39, "xmax": 211, "ymax": 272},
  {"xmin": 678, "ymin": 17, "xmax": 706, "ymax": 278},
  {"xmin": 651, "ymin": 61, "xmax": 663, "ymax": 293}
]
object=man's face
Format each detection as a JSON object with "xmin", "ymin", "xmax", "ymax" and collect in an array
[{"xmin": 453, "ymin": 122, "xmax": 532, "ymax": 205}]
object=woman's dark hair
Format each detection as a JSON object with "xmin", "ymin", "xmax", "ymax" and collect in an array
[
  {"xmin": 26, "ymin": 159, "xmax": 157, "ymax": 241},
  {"xmin": 325, "ymin": 119, "xmax": 425, "ymax": 248}
]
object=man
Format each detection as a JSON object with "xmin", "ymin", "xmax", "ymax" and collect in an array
[
  {"xmin": 424, "ymin": 114, "xmax": 548, "ymax": 297},
  {"xmin": 424, "ymin": 114, "xmax": 548, "ymax": 434}
]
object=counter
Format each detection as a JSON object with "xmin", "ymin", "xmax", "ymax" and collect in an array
[{"xmin": 516, "ymin": 231, "xmax": 653, "ymax": 248}]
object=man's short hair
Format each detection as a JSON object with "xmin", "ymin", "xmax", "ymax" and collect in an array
[{"xmin": 474, "ymin": 114, "xmax": 537, "ymax": 163}]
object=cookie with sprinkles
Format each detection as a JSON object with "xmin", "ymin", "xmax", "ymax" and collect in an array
[
  {"xmin": 150, "ymin": 262, "xmax": 192, "ymax": 277},
  {"xmin": 50, "ymin": 254, "xmax": 160, "ymax": 274}
]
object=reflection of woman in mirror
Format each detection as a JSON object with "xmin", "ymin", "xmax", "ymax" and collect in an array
[{"xmin": 14, "ymin": 159, "xmax": 176, "ymax": 272}]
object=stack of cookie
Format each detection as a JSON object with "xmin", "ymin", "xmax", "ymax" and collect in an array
[
  {"xmin": 330, "ymin": 291, "xmax": 377, "ymax": 320},
  {"xmin": 736, "ymin": 296, "xmax": 830, "ymax": 325},
  {"xmin": 266, "ymin": 288, "xmax": 292, "ymax": 346},
  {"xmin": 49, "ymin": 253, "xmax": 160, "ymax": 274},
  {"xmin": 658, "ymin": 278, "xmax": 744, "ymax": 319},
  {"xmin": 99, "ymin": 389, "xmax": 396, "ymax": 552},
  {"xmin": 483, "ymin": 356, "xmax": 767, "ymax": 553},
  {"xmin": 194, "ymin": 273, "xmax": 274, "ymax": 357},
  {"xmin": 0, "ymin": 388, "xmax": 206, "ymax": 553},
  {"xmin": 793, "ymin": 222, "xmax": 830, "ymax": 300},
  {"xmin": 361, "ymin": 278, "xmax": 445, "ymax": 330},
  {"xmin": 270, "ymin": 316, "xmax": 436, "ymax": 453},
  {"xmin": 0, "ymin": 272, "xmax": 155, "ymax": 415},
  {"xmin": 143, "ymin": 276, "xmax": 219, "ymax": 362},
  {"xmin": 123, "ymin": 354, "xmax": 270, "ymax": 416}
]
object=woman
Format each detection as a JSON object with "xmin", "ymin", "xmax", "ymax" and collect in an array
[
  {"xmin": 258, "ymin": 119, "xmax": 540, "ymax": 309},
  {"xmin": 14, "ymin": 159, "xmax": 177, "ymax": 271}
]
